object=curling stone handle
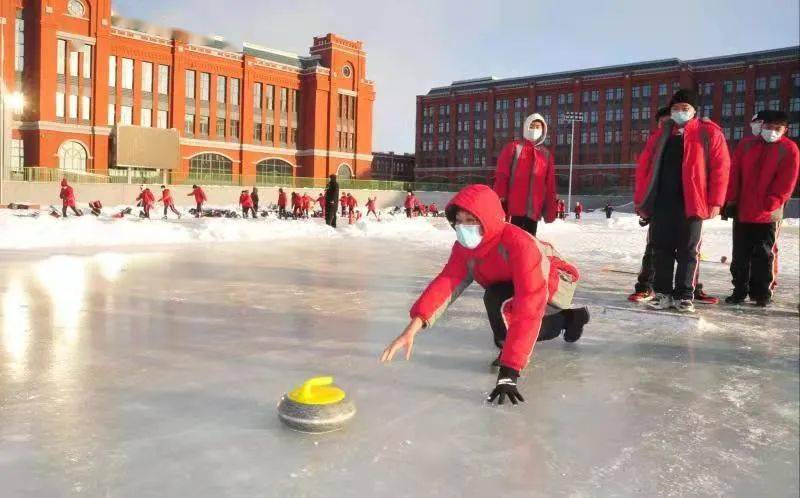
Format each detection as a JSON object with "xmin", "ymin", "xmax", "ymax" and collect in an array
[{"xmin": 302, "ymin": 376, "xmax": 333, "ymax": 398}]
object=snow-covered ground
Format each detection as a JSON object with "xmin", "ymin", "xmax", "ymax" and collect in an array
[{"xmin": 0, "ymin": 209, "xmax": 798, "ymax": 497}]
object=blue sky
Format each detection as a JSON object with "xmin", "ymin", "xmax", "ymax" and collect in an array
[{"xmin": 114, "ymin": 0, "xmax": 800, "ymax": 152}]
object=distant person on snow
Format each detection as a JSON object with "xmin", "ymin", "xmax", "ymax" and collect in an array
[
  {"xmin": 347, "ymin": 193, "xmax": 357, "ymax": 217},
  {"xmin": 574, "ymin": 202, "xmax": 583, "ymax": 220},
  {"xmin": 137, "ymin": 185, "xmax": 155, "ymax": 219},
  {"xmin": 277, "ymin": 188, "xmax": 288, "ymax": 219},
  {"xmin": 325, "ymin": 174, "xmax": 339, "ymax": 228},
  {"xmin": 404, "ymin": 191, "xmax": 416, "ymax": 218},
  {"xmin": 380, "ymin": 185, "xmax": 590, "ymax": 405},
  {"xmin": 291, "ymin": 192, "xmax": 301, "ymax": 218},
  {"xmin": 429, "ymin": 202, "xmax": 439, "ymax": 216},
  {"xmin": 251, "ymin": 187, "xmax": 260, "ymax": 214},
  {"xmin": 188, "ymin": 184, "xmax": 207, "ymax": 217},
  {"xmin": 340, "ymin": 193, "xmax": 348, "ymax": 217},
  {"xmin": 366, "ymin": 196, "xmax": 379, "ymax": 219},
  {"xmin": 604, "ymin": 202, "xmax": 614, "ymax": 219},
  {"xmin": 316, "ymin": 193, "xmax": 326, "ymax": 217},
  {"xmin": 158, "ymin": 185, "xmax": 182, "ymax": 219},
  {"xmin": 723, "ymin": 109, "xmax": 799, "ymax": 307},
  {"xmin": 493, "ymin": 112, "xmax": 557, "ymax": 236},
  {"xmin": 239, "ymin": 190, "xmax": 256, "ymax": 218},
  {"xmin": 557, "ymin": 199, "xmax": 566, "ymax": 220},
  {"xmin": 302, "ymin": 193, "xmax": 312, "ymax": 218},
  {"xmin": 59, "ymin": 179, "xmax": 82, "ymax": 217}
]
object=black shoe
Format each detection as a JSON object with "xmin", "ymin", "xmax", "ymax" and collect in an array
[
  {"xmin": 563, "ymin": 307, "xmax": 590, "ymax": 343},
  {"xmin": 725, "ymin": 295, "xmax": 746, "ymax": 305},
  {"xmin": 754, "ymin": 298, "xmax": 772, "ymax": 308}
]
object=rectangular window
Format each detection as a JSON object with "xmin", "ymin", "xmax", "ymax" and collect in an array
[
  {"xmin": 788, "ymin": 123, "xmax": 799, "ymax": 137},
  {"xmin": 216, "ymin": 118, "xmax": 226, "ymax": 137},
  {"xmin": 631, "ymin": 86, "xmax": 640, "ymax": 99},
  {"xmin": 109, "ymin": 55, "xmax": 116, "ymax": 86},
  {"xmin": 755, "ymin": 100, "xmax": 765, "ymax": 112},
  {"xmin": 722, "ymin": 103, "xmax": 732, "ymax": 117},
  {"xmin": 605, "ymin": 109, "xmax": 613, "ymax": 122},
  {"xmin": 158, "ymin": 65, "xmax": 169, "ymax": 95},
  {"xmin": 756, "ymin": 77, "xmax": 767, "ymax": 91},
  {"xmin": 56, "ymin": 92, "xmax": 65, "ymax": 117},
  {"xmin": 768, "ymin": 99, "xmax": 780, "ymax": 111},
  {"xmin": 253, "ymin": 83, "xmax": 262, "ymax": 108},
  {"xmin": 290, "ymin": 127, "xmax": 297, "ymax": 144},
  {"xmin": 199, "ymin": 73, "xmax": 210, "ymax": 101},
  {"xmin": 631, "ymin": 107, "xmax": 640, "ymax": 120},
  {"xmin": 733, "ymin": 126, "xmax": 744, "ymax": 140},
  {"xmin": 565, "ymin": 94, "xmax": 571, "ymax": 105},
  {"xmin": 642, "ymin": 85, "xmax": 651, "ymax": 97},
  {"xmin": 157, "ymin": 110, "xmax": 168, "ymax": 129},
  {"xmin": 216, "ymin": 75, "xmax": 226, "ymax": 103},
  {"xmin": 544, "ymin": 95, "xmax": 552, "ymax": 106},
  {"xmin": 735, "ymin": 102, "xmax": 745, "ymax": 116},
  {"xmin": 10, "ymin": 139, "xmax": 24, "ymax": 173},
  {"xmin": 199, "ymin": 116, "xmax": 209, "ymax": 135},
  {"xmin": 68, "ymin": 94, "xmax": 78, "ymax": 119},
  {"xmin": 641, "ymin": 106, "xmax": 651, "ymax": 120},
  {"xmin": 141, "ymin": 108, "xmax": 152, "ymax": 127},
  {"xmin": 141, "ymin": 62, "xmax": 153, "ymax": 93},
  {"xmin": 724, "ymin": 80, "xmax": 733, "ymax": 93},
  {"xmin": 121, "ymin": 58, "xmax": 133, "ymax": 90},
  {"xmin": 185, "ymin": 70, "xmax": 195, "ymax": 99},
  {"xmin": 790, "ymin": 98, "xmax": 800, "ymax": 112},
  {"xmin": 14, "ymin": 11, "xmax": 24, "ymax": 73},
  {"xmin": 107, "ymin": 104, "xmax": 115, "ymax": 125},
  {"xmin": 69, "ymin": 51, "xmax": 78, "ymax": 77},
  {"xmin": 254, "ymin": 122, "xmax": 263, "ymax": 141},
  {"xmin": 769, "ymin": 76, "xmax": 781, "ymax": 90},
  {"xmin": 280, "ymin": 126, "xmax": 288, "ymax": 143},
  {"xmin": 266, "ymin": 124, "xmax": 274, "ymax": 141},
  {"xmin": 81, "ymin": 46, "xmax": 91, "ymax": 79},
  {"xmin": 81, "ymin": 95, "xmax": 90, "ymax": 120},
  {"xmin": 184, "ymin": 114, "xmax": 195, "ymax": 134},
  {"xmin": 616, "ymin": 88, "xmax": 623, "ymax": 100},
  {"xmin": 736, "ymin": 80, "xmax": 745, "ymax": 93},
  {"xmin": 793, "ymin": 73, "xmax": 800, "ymax": 87},
  {"xmin": 230, "ymin": 119, "xmax": 240, "ymax": 138},
  {"xmin": 591, "ymin": 90, "xmax": 599, "ymax": 102},
  {"xmin": 230, "ymin": 78, "xmax": 240, "ymax": 105},
  {"xmin": 266, "ymin": 85, "xmax": 274, "ymax": 110},
  {"xmin": 56, "ymin": 40, "xmax": 65, "ymax": 75},
  {"xmin": 658, "ymin": 83, "xmax": 667, "ymax": 96},
  {"xmin": 280, "ymin": 87, "xmax": 288, "ymax": 111},
  {"xmin": 120, "ymin": 105, "xmax": 132, "ymax": 125}
]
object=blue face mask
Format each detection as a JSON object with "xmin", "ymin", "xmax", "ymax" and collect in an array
[{"xmin": 455, "ymin": 223, "xmax": 483, "ymax": 249}]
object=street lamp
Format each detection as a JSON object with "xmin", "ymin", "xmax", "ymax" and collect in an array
[{"xmin": 561, "ymin": 111, "xmax": 584, "ymax": 214}]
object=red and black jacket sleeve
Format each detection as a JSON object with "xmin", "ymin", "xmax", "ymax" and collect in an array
[{"xmin": 409, "ymin": 244, "xmax": 474, "ymax": 327}]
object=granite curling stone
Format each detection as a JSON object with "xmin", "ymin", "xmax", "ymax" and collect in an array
[{"xmin": 277, "ymin": 376, "xmax": 356, "ymax": 433}]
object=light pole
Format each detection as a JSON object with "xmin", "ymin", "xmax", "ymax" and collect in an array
[{"xmin": 562, "ymin": 111, "xmax": 584, "ymax": 214}]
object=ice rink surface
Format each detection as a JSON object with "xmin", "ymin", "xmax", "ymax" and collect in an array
[{"xmin": 0, "ymin": 212, "xmax": 798, "ymax": 497}]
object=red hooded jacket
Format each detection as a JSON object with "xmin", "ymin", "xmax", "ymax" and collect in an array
[
  {"xmin": 59, "ymin": 179, "xmax": 76, "ymax": 207},
  {"xmin": 574, "ymin": 203, "xmax": 583, "ymax": 214},
  {"xmin": 159, "ymin": 189, "xmax": 175, "ymax": 205},
  {"xmin": 302, "ymin": 194, "xmax": 311, "ymax": 210},
  {"xmin": 239, "ymin": 192, "xmax": 253, "ymax": 208},
  {"xmin": 366, "ymin": 198, "xmax": 376, "ymax": 211},
  {"xmin": 317, "ymin": 195, "xmax": 325, "ymax": 208},
  {"xmin": 404, "ymin": 194, "xmax": 416, "ymax": 209},
  {"xmin": 340, "ymin": 195, "xmax": 347, "ymax": 207},
  {"xmin": 409, "ymin": 185, "xmax": 579, "ymax": 372},
  {"xmin": 189, "ymin": 187, "xmax": 207, "ymax": 203},
  {"xmin": 726, "ymin": 134, "xmax": 799, "ymax": 223},
  {"xmin": 278, "ymin": 191, "xmax": 287, "ymax": 208},
  {"xmin": 634, "ymin": 118, "xmax": 730, "ymax": 219},
  {"xmin": 348, "ymin": 196, "xmax": 357, "ymax": 208},
  {"xmin": 137, "ymin": 188, "xmax": 155, "ymax": 207},
  {"xmin": 493, "ymin": 140, "xmax": 557, "ymax": 223}
]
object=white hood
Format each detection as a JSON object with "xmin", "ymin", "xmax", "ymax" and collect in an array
[{"xmin": 523, "ymin": 113, "xmax": 548, "ymax": 146}]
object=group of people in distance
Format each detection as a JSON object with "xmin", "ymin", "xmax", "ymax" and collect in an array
[{"xmin": 381, "ymin": 88, "xmax": 799, "ymax": 406}]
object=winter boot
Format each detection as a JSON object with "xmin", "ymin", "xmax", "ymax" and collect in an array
[
  {"xmin": 628, "ymin": 289, "xmax": 655, "ymax": 302},
  {"xmin": 647, "ymin": 293, "xmax": 673, "ymax": 310},
  {"xmin": 563, "ymin": 307, "xmax": 590, "ymax": 343},
  {"xmin": 673, "ymin": 299, "xmax": 696, "ymax": 313},
  {"xmin": 694, "ymin": 286, "xmax": 719, "ymax": 305},
  {"xmin": 724, "ymin": 294, "xmax": 746, "ymax": 305}
]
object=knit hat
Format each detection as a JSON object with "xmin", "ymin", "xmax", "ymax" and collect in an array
[
  {"xmin": 669, "ymin": 89, "xmax": 698, "ymax": 110},
  {"xmin": 761, "ymin": 110, "xmax": 789, "ymax": 126}
]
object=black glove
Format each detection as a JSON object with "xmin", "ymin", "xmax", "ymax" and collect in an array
[
  {"xmin": 721, "ymin": 204, "xmax": 737, "ymax": 221},
  {"xmin": 638, "ymin": 217, "xmax": 650, "ymax": 227},
  {"xmin": 487, "ymin": 366, "xmax": 524, "ymax": 405}
]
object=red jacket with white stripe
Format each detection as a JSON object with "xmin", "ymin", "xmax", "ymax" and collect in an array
[
  {"xmin": 634, "ymin": 118, "xmax": 730, "ymax": 219},
  {"xmin": 726, "ymin": 135, "xmax": 799, "ymax": 223},
  {"xmin": 409, "ymin": 184, "xmax": 579, "ymax": 372},
  {"xmin": 493, "ymin": 139, "xmax": 557, "ymax": 223}
]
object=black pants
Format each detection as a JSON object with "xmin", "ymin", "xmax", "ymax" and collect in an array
[
  {"xmin": 325, "ymin": 202, "xmax": 337, "ymax": 227},
  {"xmin": 635, "ymin": 225, "xmax": 655, "ymax": 293},
  {"xmin": 405, "ymin": 207, "xmax": 412, "ymax": 218},
  {"xmin": 242, "ymin": 207, "xmax": 256, "ymax": 218},
  {"xmin": 164, "ymin": 204, "xmax": 180, "ymax": 217},
  {"xmin": 730, "ymin": 221, "xmax": 777, "ymax": 300},
  {"xmin": 62, "ymin": 205, "xmax": 81, "ymax": 217},
  {"xmin": 195, "ymin": 202, "xmax": 203, "ymax": 217},
  {"xmin": 279, "ymin": 206, "xmax": 287, "ymax": 219},
  {"xmin": 510, "ymin": 216, "xmax": 538, "ymax": 237},
  {"xmin": 483, "ymin": 283, "xmax": 567, "ymax": 348},
  {"xmin": 253, "ymin": 202, "xmax": 259, "ymax": 213},
  {"xmin": 651, "ymin": 212, "xmax": 702, "ymax": 300},
  {"xmin": 342, "ymin": 206, "xmax": 347, "ymax": 216}
]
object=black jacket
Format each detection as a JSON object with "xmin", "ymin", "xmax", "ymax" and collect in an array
[{"xmin": 325, "ymin": 180, "xmax": 339, "ymax": 204}]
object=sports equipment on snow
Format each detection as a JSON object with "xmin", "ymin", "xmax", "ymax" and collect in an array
[
  {"xmin": 487, "ymin": 366, "xmax": 524, "ymax": 405},
  {"xmin": 277, "ymin": 376, "xmax": 356, "ymax": 433}
]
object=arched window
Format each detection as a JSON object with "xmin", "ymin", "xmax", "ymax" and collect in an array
[
  {"xmin": 189, "ymin": 153, "xmax": 232, "ymax": 182},
  {"xmin": 256, "ymin": 158, "xmax": 293, "ymax": 184},
  {"xmin": 58, "ymin": 141, "xmax": 88, "ymax": 171},
  {"xmin": 336, "ymin": 163, "xmax": 353, "ymax": 180}
]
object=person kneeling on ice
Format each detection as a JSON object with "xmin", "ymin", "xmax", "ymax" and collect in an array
[{"xmin": 380, "ymin": 185, "xmax": 590, "ymax": 405}]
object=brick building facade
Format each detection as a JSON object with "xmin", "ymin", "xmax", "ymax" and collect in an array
[
  {"xmin": 370, "ymin": 151, "xmax": 414, "ymax": 182},
  {"xmin": 2, "ymin": 0, "xmax": 375, "ymax": 183},
  {"xmin": 416, "ymin": 47, "xmax": 800, "ymax": 192}
]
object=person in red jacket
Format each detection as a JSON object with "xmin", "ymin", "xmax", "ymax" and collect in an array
[
  {"xmin": 158, "ymin": 185, "xmax": 182, "ymax": 219},
  {"xmin": 136, "ymin": 185, "xmax": 155, "ymax": 219},
  {"xmin": 723, "ymin": 110, "xmax": 799, "ymax": 307},
  {"xmin": 404, "ymin": 191, "xmax": 416, "ymax": 218},
  {"xmin": 291, "ymin": 192, "xmax": 301, "ymax": 218},
  {"xmin": 429, "ymin": 202, "xmax": 439, "ymax": 216},
  {"xmin": 380, "ymin": 185, "xmax": 590, "ymax": 405},
  {"xmin": 574, "ymin": 202, "xmax": 583, "ymax": 220},
  {"xmin": 301, "ymin": 193, "xmax": 312, "ymax": 218},
  {"xmin": 556, "ymin": 198, "xmax": 565, "ymax": 220},
  {"xmin": 59, "ymin": 179, "xmax": 81, "ymax": 217},
  {"xmin": 277, "ymin": 188, "xmax": 288, "ymax": 219},
  {"xmin": 366, "ymin": 196, "xmax": 379, "ymax": 220},
  {"xmin": 239, "ymin": 190, "xmax": 255, "ymax": 218},
  {"xmin": 493, "ymin": 113, "xmax": 557, "ymax": 236},
  {"xmin": 346, "ymin": 193, "xmax": 357, "ymax": 216},
  {"xmin": 316, "ymin": 193, "xmax": 326, "ymax": 217},
  {"xmin": 187, "ymin": 184, "xmax": 207, "ymax": 217},
  {"xmin": 340, "ymin": 193, "xmax": 348, "ymax": 216},
  {"xmin": 634, "ymin": 89, "xmax": 730, "ymax": 313}
]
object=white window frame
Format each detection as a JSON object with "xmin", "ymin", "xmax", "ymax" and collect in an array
[
  {"xmin": 121, "ymin": 58, "xmax": 134, "ymax": 90},
  {"xmin": 141, "ymin": 62, "xmax": 153, "ymax": 93}
]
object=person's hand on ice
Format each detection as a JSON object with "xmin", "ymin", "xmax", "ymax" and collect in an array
[
  {"xmin": 487, "ymin": 366, "xmax": 524, "ymax": 405},
  {"xmin": 380, "ymin": 317, "xmax": 424, "ymax": 362}
]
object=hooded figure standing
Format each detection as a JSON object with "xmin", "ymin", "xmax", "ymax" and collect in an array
[
  {"xmin": 59, "ymin": 179, "xmax": 81, "ymax": 217},
  {"xmin": 493, "ymin": 113, "xmax": 557, "ymax": 237},
  {"xmin": 380, "ymin": 185, "xmax": 589, "ymax": 405},
  {"xmin": 325, "ymin": 174, "xmax": 339, "ymax": 227}
]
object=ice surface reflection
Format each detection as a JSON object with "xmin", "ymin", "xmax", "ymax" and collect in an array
[{"xmin": 2, "ymin": 276, "xmax": 31, "ymax": 381}]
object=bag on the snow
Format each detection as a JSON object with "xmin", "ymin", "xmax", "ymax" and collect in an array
[{"xmin": 532, "ymin": 239, "xmax": 580, "ymax": 310}]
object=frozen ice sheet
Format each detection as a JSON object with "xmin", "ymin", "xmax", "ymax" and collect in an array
[{"xmin": 0, "ymin": 233, "xmax": 798, "ymax": 497}]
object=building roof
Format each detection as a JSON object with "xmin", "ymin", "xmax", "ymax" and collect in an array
[{"xmin": 425, "ymin": 46, "xmax": 800, "ymax": 97}]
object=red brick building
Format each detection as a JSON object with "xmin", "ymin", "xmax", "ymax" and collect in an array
[
  {"xmin": 416, "ymin": 47, "xmax": 800, "ymax": 192},
  {"xmin": 370, "ymin": 151, "xmax": 414, "ymax": 182},
  {"xmin": 2, "ymin": 0, "xmax": 375, "ymax": 183}
]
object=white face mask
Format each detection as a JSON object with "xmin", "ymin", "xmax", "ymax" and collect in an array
[
  {"xmin": 454, "ymin": 223, "xmax": 482, "ymax": 249},
  {"xmin": 761, "ymin": 129, "xmax": 782, "ymax": 143},
  {"xmin": 524, "ymin": 127, "xmax": 543, "ymax": 142},
  {"xmin": 750, "ymin": 122, "xmax": 762, "ymax": 136},
  {"xmin": 671, "ymin": 109, "xmax": 695, "ymax": 126}
]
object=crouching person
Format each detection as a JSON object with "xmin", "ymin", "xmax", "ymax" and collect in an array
[{"xmin": 380, "ymin": 185, "xmax": 590, "ymax": 405}]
